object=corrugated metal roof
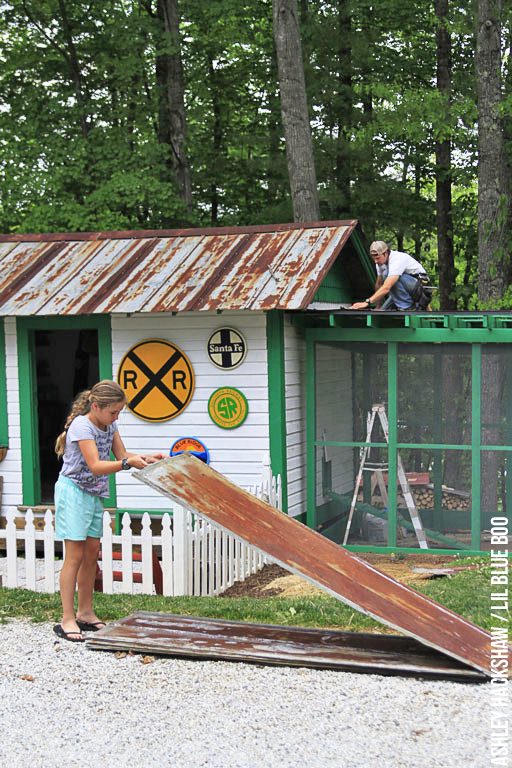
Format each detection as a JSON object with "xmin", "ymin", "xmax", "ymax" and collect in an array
[{"xmin": 0, "ymin": 221, "xmax": 357, "ymax": 316}]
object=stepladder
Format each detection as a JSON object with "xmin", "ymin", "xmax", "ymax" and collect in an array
[{"xmin": 343, "ymin": 404, "xmax": 428, "ymax": 549}]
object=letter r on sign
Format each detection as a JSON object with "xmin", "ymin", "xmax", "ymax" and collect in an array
[{"xmin": 123, "ymin": 370, "xmax": 138, "ymax": 389}]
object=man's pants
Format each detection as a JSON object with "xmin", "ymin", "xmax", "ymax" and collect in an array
[{"xmin": 380, "ymin": 273, "xmax": 422, "ymax": 310}]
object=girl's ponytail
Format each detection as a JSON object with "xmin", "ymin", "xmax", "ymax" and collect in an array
[
  {"xmin": 54, "ymin": 380, "xmax": 126, "ymax": 458},
  {"xmin": 54, "ymin": 389, "xmax": 92, "ymax": 458}
]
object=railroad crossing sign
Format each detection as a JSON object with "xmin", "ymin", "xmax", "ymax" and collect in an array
[
  {"xmin": 118, "ymin": 339, "xmax": 195, "ymax": 422},
  {"xmin": 208, "ymin": 387, "xmax": 249, "ymax": 429},
  {"xmin": 207, "ymin": 327, "xmax": 247, "ymax": 369}
]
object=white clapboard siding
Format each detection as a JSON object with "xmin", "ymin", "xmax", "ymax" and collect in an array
[
  {"xmin": 0, "ymin": 311, "xmax": 272, "ymax": 518},
  {"xmin": 111, "ymin": 311, "xmax": 270, "ymax": 510},
  {"xmin": 2, "ymin": 318, "xmax": 23, "ymax": 516},
  {"xmin": 0, "ymin": 479, "xmax": 276, "ymax": 596},
  {"xmin": 284, "ymin": 321, "xmax": 307, "ymax": 518}
]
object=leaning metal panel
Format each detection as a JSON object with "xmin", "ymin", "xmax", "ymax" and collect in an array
[{"xmin": 133, "ymin": 455, "xmax": 509, "ymax": 677}]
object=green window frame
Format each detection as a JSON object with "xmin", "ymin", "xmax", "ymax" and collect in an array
[
  {"xmin": 266, "ymin": 310, "xmax": 288, "ymax": 512},
  {"xmin": 0, "ymin": 320, "xmax": 8, "ymax": 448}
]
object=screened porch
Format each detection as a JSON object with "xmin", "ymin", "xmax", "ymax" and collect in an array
[{"xmin": 304, "ymin": 313, "xmax": 512, "ymax": 553}]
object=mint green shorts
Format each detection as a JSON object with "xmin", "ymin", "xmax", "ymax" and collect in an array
[{"xmin": 55, "ymin": 475, "xmax": 104, "ymax": 541}]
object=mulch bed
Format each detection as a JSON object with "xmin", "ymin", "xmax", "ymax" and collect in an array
[
  {"xmin": 220, "ymin": 553, "xmax": 459, "ymax": 599},
  {"xmin": 220, "ymin": 564, "xmax": 290, "ymax": 598}
]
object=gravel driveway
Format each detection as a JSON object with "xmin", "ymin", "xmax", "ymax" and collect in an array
[{"xmin": 0, "ymin": 619, "xmax": 494, "ymax": 768}]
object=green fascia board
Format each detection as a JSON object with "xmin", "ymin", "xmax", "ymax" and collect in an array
[
  {"xmin": 17, "ymin": 315, "xmax": 113, "ymax": 507},
  {"xmin": 305, "ymin": 325, "xmax": 512, "ymax": 344},
  {"xmin": 266, "ymin": 310, "xmax": 288, "ymax": 512},
  {"xmin": 0, "ymin": 321, "xmax": 8, "ymax": 446}
]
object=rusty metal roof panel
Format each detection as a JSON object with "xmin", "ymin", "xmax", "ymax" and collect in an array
[
  {"xmin": 147, "ymin": 233, "xmax": 249, "ymax": 313},
  {"xmin": 0, "ymin": 241, "xmax": 55, "ymax": 308},
  {"xmin": 271, "ymin": 225, "xmax": 353, "ymax": 309},
  {"xmin": 0, "ymin": 221, "xmax": 358, "ymax": 316},
  {"xmin": 134, "ymin": 455, "xmax": 510, "ymax": 677},
  {"xmin": 195, "ymin": 226, "xmax": 353, "ymax": 312},
  {"xmin": 91, "ymin": 234, "xmax": 205, "ymax": 314},
  {"xmin": 1, "ymin": 240, "xmax": 107, "ymax": 315},
  {"xmin": 197, "ymin": 229, "xmax": 303, "ymax": 311},
  {"xmin": 37, "ymin": 238, "xmax": 148, "ymax": 315},
  {"xmin": 87, "ymin": 612, "xmax": 486, "ymax": 681},
  {"xmin": 0, "ymin": 241, "xmax": 18, "ymax": 261}
]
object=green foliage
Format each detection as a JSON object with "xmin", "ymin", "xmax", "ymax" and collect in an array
[{"xmin": 0, "ymin": 0, "xmax": 509, "ymax": 309}]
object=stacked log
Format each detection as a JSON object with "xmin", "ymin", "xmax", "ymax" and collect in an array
[
  {"xmin": 357, "ymin": 483, "xmax": 470, "ymax": 511},
  {"xmin": 413, "ymin": 487, "xmax": 470, "ymax": 511}
]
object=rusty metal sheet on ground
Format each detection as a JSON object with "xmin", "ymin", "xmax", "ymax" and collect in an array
[
  {"xmin": 86, "ymin": 612, "xmax": 486, "ymax": 681},
  {"xmin": 134, "ymin": 455, "xmax": 508, "ymax": 677}
]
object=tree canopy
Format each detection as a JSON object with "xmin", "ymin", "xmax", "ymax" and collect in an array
[{"xmin": 0, "ymin": 0, "xmax": 510, "ymax": 307}]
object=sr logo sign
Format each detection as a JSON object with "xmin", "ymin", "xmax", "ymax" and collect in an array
[
  {"xmin": 118, "ymin": 339, "xmax": 195, "ymax": 422},
  {"xmin": 208, "ymin": 387, "xmax": 249, "ymax": 430}
]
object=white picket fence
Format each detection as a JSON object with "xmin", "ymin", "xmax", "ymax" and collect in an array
[{"xmin": 0, "ymin": 474, "xmax": 281, "ymax": 597}]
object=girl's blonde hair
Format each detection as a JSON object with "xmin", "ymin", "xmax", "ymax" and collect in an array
[{"xmin": 55, "ymin": 380, "xmax": 126, "ymax": 458}]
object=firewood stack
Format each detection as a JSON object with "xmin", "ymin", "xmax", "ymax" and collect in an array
[{"xmin": 412, "ymin": 486, "xmax": 470, "ymax": 511}]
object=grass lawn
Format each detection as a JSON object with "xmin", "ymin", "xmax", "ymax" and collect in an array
[{"xmin": 0, "ymin": 557, "xmax": 497, "ymax": 634}]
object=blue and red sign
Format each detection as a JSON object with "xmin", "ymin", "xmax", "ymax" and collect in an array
[{"xmin": 170, "ymin": 437, "xmax": 210, "ymax": 464}]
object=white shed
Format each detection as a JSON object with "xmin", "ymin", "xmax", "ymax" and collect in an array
[{"xmin": 0, "ymin": 220, "xmax": 371, "ymax": 526}]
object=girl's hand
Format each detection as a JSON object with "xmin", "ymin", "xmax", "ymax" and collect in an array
[
  {"xmin": 143, "ymin": 453, "xmax": 164, "ymax": 464},
  {"xmin": 128, "ymin": 454, "xmax": 149, "ymax": 470}
]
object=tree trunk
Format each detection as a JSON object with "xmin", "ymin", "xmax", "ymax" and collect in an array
[
  {"xmin": 435, "ymin": 0, "xmax": 456, "ymax": 309},
  {"xmin": 476, "ymin": 0, "xmax": 508, "ymax": 303},
  {"xmin": 334, "ymin": 0, "xmax": 352, "ymax": 218},
  {"xmin": 476, "ymin": 1, "xmax": 509, "ymax": 522},
  {"xmin": 272, "ymin": 0, "xmax": 319, "ymax": 221},
  {"xmin": 57, "ymin": 0, "xmax": 90, "ymax": 140},
  {"xmin": 156, "ymin": 0, "xmax": 192, "ymax": 212},
  {"xmin": 267, "ymin": 51, "xmax": 284, "ymax": 206},
  {"xmin": 208, "ymin": 55, "xmax": 222, "ymax": 225}
]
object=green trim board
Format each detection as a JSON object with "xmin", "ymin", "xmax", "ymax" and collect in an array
[
  {"xmin": 266, "ymin": 311, "xmax": 288, "ymax": 512},
  {"xmin": 346, "ymin": 545, "xmax": 490, "ymax": 556},
  {"xmin": 297, "ymin": 312, "xmax": 512, "ymax": 339},
  {"xmin": 306, "ymin": 325, "xmax": 512, "ymax": 344},
  {"xmin": 0, "ymin": 321, "xmax": 8, "ymax": 447},
  {"xmin": 17, "ymin": 316, "xmax": 113, "ymax": 507},
  {"xmin": 471, "ymin": 345, "xmax": 482, "ymax": 550}
]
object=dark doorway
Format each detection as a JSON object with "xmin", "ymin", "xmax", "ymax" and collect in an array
[{"xmin": 35, "ymin": 329, "xmax": 99, "ymax": 502}]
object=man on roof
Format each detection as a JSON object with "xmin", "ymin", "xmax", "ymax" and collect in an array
[{"xmin": 350, "ymin": 241, "xmax": 432, "ymax": 311}]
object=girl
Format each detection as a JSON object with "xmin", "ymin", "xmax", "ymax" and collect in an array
[{"xmin": 53, "ymin": 380, "xmax": 163, "ymax": 642}]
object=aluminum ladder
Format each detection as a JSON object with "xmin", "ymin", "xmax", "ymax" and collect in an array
[{"xmin": 343, "ymin": 403, "xmax": 428, "ymax": 549}]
